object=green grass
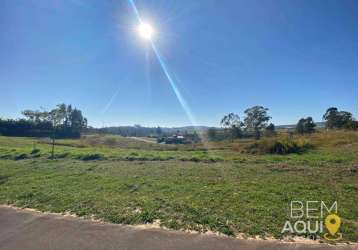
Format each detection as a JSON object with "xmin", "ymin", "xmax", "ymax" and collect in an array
[{"xmin": 0, "ymin": 132, "xmax": 357, "ymax": 242}]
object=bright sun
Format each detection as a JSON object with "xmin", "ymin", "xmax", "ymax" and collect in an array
[{"xmin": 138, "ymin": 22, "xmax": 154, "ymax": 40}]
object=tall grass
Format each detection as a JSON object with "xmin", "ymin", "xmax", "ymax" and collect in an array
[{"xmin": 245, "ymin": 137, "xmax": 313, "ymax": 154}]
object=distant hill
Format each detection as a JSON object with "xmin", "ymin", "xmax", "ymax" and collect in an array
[
  {"xmin": 162, "ymin": 126, "xmax": 211, "ymax": 133},
  {"xmin": 276, "ymin": 122, "xmax": 325, "ymax": 130},
  {"xmin": 91, "ymin": 122, "xmax": 326, "ymax": 137},
  {"xmin": 89, "ymin": 125, "xmax": 212, "ymax": 137}
]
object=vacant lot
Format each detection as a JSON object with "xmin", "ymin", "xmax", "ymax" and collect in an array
[{"xmin": 0, "ymin": 132, "xmax": 357, "ymax": 242}]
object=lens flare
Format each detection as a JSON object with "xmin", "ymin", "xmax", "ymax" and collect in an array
[
  {"xmin": 128, "ymin": 0, "xmax": 199, "ymax": 128},
  {"xmin": 138, "ymin": 22, "xmax": 154, "ymax": 40}
]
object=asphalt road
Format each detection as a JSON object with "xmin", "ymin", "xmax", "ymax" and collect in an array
[{"xmin": 0, "ymin": 206, "xmax": 356, "ymax": 250}]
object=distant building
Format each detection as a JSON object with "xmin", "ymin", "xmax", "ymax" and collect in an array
[{"xmin": 157, "ymin": 135, "xmax": 187, "ymax": 144}]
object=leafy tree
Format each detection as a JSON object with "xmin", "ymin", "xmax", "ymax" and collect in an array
[
  {"xmin": 323, "ymin": 107, "xmax": 354, "ymax": 129},
  {"xmin": 231, "ymin": 125, "xmax": 242, "ymax": 139},
  {"xmin": 243, "ymin": 106, "xmax": 271, "ymax": 139},
  {"xmin": 48, "ymin": 104, "xmax": 67, "ymax": 159},
  {"xmin": 221, "ymin": 113, "xmax": 240, "ymax": 128},
  {"xmin": 296, "ymin": 117, "xmax": 316, "ymax": 134},
  {"xmin": 1, "ymin": 104, "xmax": 87, "ymax": 140},
  {"xmin": 69, "ymin": 108, "xmax": 87, "ymax": 131},
  {"xmin": 22, "ymin": 110, "xmax": 48, "ymax": 123},
  {"xmin": 346, "ymin": 120, "xmax": 358, "ymax": 130},
  {"xmin": 64, "ymin": 105, "xmax": 73, "ymax": 128},
  {"xmin": 220, "ymin": 113, "xmax": 242, "ymax": 140},
  {"xmin": 265, "ymin": 123, "xmax": 276, "ymax": 136}
]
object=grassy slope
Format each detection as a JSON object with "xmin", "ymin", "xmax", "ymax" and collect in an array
[{"xmin": 0, "ymin": 132, "xmax": 357, "ymax": 241}]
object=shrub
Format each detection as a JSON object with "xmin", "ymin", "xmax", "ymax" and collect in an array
[
  {"xmin": 0, "ymin": 154, "xmax": 12, "ymax": 159},
  {"xmin": 104, "ymin": 137, "xmax": 117, "ymax": 146},
  {"xmin": 14, "ymin": 153, "xmax": 28, "ymax": 160},
  {"xmin": 296, "ymin": 117, "xmax": 316, "ymax": 134},
  {"xmin": 76, "ymin": 153, "xmax": 104, "ymax": 161},
  {"xmin": 245, "ymin": 138, "xmax": 313, "ymax": 154},
  {"xmin": 54, "ymin": 152, "xmax": 69, "ymax": 159},
  {"xmin": 30, "ymin": 148, "xmax": 40, "ymax": 154}
]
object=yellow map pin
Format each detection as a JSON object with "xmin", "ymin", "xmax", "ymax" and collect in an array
[{"xmin": 325, "ymin": 214, "xmax": 341, "ymax": 236}]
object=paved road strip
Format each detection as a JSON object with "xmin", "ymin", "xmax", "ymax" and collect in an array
[{"xmin": 0, "ymin": 206, "xmax": 356, "ymax": 250}]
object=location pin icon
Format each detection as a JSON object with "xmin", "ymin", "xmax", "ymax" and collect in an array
[{"xmin": 325, "ymin": 214, "xmax": 341, "ymax": 236}]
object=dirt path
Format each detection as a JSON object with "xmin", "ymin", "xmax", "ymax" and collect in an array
[{"xmin": 0, "ymin": 206, "xmax": 355, "ymax": 250}]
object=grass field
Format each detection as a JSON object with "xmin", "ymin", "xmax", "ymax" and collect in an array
[{"xmin": 0, "ymin": 131, "xmax": 357, "ymax": 242}]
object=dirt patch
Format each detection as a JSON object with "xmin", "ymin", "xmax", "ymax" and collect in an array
[{"xmin": 349, "ymin": 165, "xmax": 358, "ymax": 174}]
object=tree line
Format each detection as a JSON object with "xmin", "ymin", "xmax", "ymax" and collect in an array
[
  {"xmin": 0, "ymin": 104, "xmax": 87, "ymax": 139},
  {"xmin": 296, "ymin": 107, "xmax": 358, "ymax": 134},
  {"xmin": 1, "ymin": 104, "xmax": 357, "ymax": 142},
  {"xmin": 208, "ymin": 106, "xmax": 358, "ymax": 141},
  {"xmin": 207, "ymin": 106, "xmax": 274, "ymax": 140}
]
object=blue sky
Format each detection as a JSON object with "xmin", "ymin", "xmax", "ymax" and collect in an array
[{"xmin": 0, "ymin": 0, "xmax": 357, "ymax": 127}]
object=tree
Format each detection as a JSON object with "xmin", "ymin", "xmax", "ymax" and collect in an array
[
  {"xmin": 1, "ymin": 104, "xmax": 87, "ymax": 139},
  {"xmin": 48, "ymin": 104, "xmax": 67, "ymax": 159},
  {"xmin": 231, "ymin": 125, "xmax": 242, "ymax": 139},
  {"xmin": 265, "ymin": 123, "xmax": 276, "ymax": 136},
  {"xmin": 64, "ymin": 105, "xmax": 73, "ymax": 128},
  {"xmin": 220, "ymin": 113, "xmax": 242, "ymax": 140},
  {"xmin": 69, "ymin": 108, "xmax": 87, "ymax": 132},
  {"xmin": 296, "ymin": 117, "xmax": 316, "ymax": 134},
  {"xmin": 323, "ymin": 107, "xmax": 354, "ymax": 129},
  {"xmin": 243, "ymin": 106, "xmax": 271, "ymax": 139},
  {"xmin": 42, "ymin": 104, "xmax": 87, "ymax": 158},
  {"xmin": 22, "ymin": 110, "xmax": 48, "ymax": 123},
  {"xmin": 220, "ymin": 113, "xmax": 240, "ymax": 128},
  {"xmin": 344, "ymin": 120, "xmax": 358, "ymax": 130},
  {"xmin": 339, "ymin": 111, "xmax": 354, "ymax": 129}
]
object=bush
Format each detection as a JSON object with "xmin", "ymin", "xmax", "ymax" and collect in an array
[
  {"xmin": 14, "ymin": 153, "xmax": 28, "ymax": 160},
  {"xmin": 30, "ymin": 148, "xmax": 40, "ymax": 154},
  {"xmin": 76, "ymin": 153, "xmax": 104, "ymax": 161},
  {"xmin": 54, "ymin": 152, "xmax": 69, "ymax": 159},
  {"xmin": 245, "ymin": 138, "xmax": 313, "ymax": 154},
  {"xmin": 104, "ymin": 137, "xmax": 117, "ymax": 146}
]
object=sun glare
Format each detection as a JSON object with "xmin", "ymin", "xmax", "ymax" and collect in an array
[{"xmin": 138, "ymin": 22, "xmax": 154, "ymax": 40}]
